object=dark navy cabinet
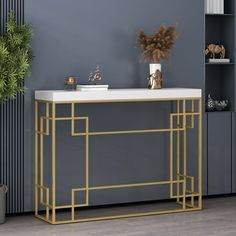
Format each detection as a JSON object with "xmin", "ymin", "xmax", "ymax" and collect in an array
[
  {"xmin": 207, "ymin": 112, "xmax": 232, "ymax": 195},
  {"xmin": 232, "ymin": 113, "xmax": 236, "ymax": 193}
]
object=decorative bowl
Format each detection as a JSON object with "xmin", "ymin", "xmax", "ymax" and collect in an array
[{"xmin": 214, "ymin": 100, "xmax": 228, "ymax": 111}]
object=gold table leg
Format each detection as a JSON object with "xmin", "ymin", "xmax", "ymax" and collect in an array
[
  {"xmin": 34, "ymin": 98, "xmax": 202, "ymax": 224},
  {"xmin": 34, "ymin": 101, "xmax": 38, "ymax": 216}
]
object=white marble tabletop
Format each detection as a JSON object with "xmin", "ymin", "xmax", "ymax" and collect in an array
[{"xmin": 35, "ymin": 88, "xmax": 202, "ymax": 102}]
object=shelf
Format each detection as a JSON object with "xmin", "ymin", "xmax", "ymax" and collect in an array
[
  {"xmin": 205, "ymin": 14, "xmax": 234, "ymax": 17},
  {"xmin": 205, "ymin": 111, "xmax": 233, "ymax": 113},
  {"xmin": 205, "ymin": 62, "xmax": 235, "ymax": 65}
]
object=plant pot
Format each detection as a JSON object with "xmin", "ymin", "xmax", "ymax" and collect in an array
[
  {"xmin": 148, "ymin": 63, "xmax": 163, "ymax": 89},
  {"xmin": 0, "ymin": 185, "xmax": 8, "ymax": 224}
]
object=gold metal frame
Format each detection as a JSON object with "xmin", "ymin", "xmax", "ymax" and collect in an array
[{"xmin": 34, "ymin": 98, "xmax": 202, "ymax": 224}]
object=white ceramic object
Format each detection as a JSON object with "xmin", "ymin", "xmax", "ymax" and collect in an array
[
  {"xmin": 149, "ymin": 63, "xmax": 162, "ymax": 75},
  {"xmin": 35, "ymin": 88, "xmax": 201, "ymax": 102}
]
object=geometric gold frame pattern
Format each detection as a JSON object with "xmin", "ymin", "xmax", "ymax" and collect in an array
[{"xmin": 35, "ymin": 98, "xmax": 202, "ymax": 224}]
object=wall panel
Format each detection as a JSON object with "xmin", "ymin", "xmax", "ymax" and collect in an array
[{"xmin": 0, "ymin": 0, "xmax": 24, "ymax": 214}]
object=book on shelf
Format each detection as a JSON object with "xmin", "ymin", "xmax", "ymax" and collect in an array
[
  {"xmin": 207, "ymin": 58, "xmax": 230, "ymax": 63},
  {"xmin": 220, "ymin": 0, "xmax": 224, "ymax": 14},
  {"xmin": 216, "ymin": 0, "xmax": 224, "ymax": 14},
  {"xmin": 210, "ymin": 0, "xmax": 213, "ymax": 13},
  {"xmin": 77, "ymin": 84, "xmax": 109, "ymax": 91},
  {"xmin": 205, "ymin": 0, "xmax": 209, "ymax": 13},
  {"xmin": 205, "ymin": 0, "xmax": 224, "ymax": 14},
  {"xmin": 208, "ymin": 0, "xmax": 211, "ymax": 13}
]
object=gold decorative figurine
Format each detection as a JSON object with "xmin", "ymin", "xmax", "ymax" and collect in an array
[
  {"xmin": 64, "ymin": 76, "xmax": 77, "ymax": 90},
  {"xmin": 205, "ymin": 44, "xmax": 226, "ymax": 59},
  {"xmin": 147, "ymin": 69, "xmax": 162, "ymax": 89},
  {"xmin": 88, "ymin": 65, "xmax": 102, "ymax": 85}
]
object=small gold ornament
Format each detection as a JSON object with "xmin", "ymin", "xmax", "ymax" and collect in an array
[
  {"xmin": 64, "ymin": 76, "xmax": 77, "ymax": 90},
  {"xmin": 88, "ymin": 65, "xmax": 102, "ymax": 85},
  {"xmin": 147, "ymin": 69, "xmax": 162, "ymax": 89},
  {"xmin": 205, "ymin": 44, "xmax": 226, "ymax": 59}
]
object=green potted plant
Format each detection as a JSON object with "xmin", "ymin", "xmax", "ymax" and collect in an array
[
  {"xmin": 0, "ymin": 13, "xmax": 33, "ymax": 224},
  {"xmin": 0, "ymin": 13, "xmax": 33, "ymax": 102}
]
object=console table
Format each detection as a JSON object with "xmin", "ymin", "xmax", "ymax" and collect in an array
[{"xmin": 34, "ymin": 88, "xmax": 202, "ymax": 224}]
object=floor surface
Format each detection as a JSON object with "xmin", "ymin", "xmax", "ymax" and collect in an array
[{"xmin": 0, "ymin": 197, "xmax": 236, "ymax": 236}]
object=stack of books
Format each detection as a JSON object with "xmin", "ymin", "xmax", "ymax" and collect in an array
[
  {"xmin": 207, "ymin": 58, "xmax": 230, "ymax": 63},
  {"xmin": 205, "ymin": 0, "xmax": 224, "ymax": 14},
  {"xmin": 77, "ymin": 84, "xmax": 109, "ymax": 91}
]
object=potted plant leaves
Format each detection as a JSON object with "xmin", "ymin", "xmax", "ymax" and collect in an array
[{"xmin": 0, "ymin": 13, "xmax": 33, "ymax": 223}]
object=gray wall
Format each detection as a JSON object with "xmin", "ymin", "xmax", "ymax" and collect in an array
[{"xmin": 24, "ymin": 0, "xmax": 205, "ymax": 211}]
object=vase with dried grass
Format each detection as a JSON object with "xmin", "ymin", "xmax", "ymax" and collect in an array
[{"xmin": 137, "ymin": 25, "xmax": 177, "ymax": 89}]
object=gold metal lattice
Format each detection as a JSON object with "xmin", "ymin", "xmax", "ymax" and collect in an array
[{"xmin": 34, "ymin": 98, "xmax": 202, "ymax": 224}]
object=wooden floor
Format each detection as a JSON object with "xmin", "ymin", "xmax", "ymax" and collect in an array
[{"xmin": 1, "ymin": 196, "xmax": 236, "ymax": 236}]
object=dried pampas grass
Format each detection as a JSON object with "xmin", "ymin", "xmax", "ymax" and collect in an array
[{"xmin": 137, "ymin": 25, "xmax": 177, "ymax": 63}]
